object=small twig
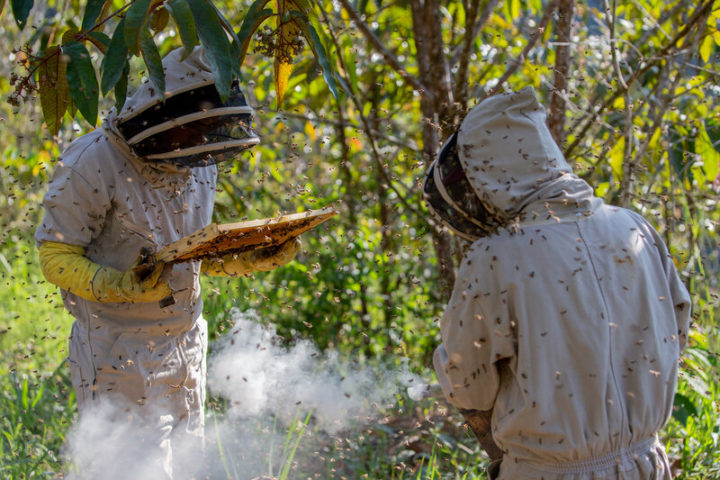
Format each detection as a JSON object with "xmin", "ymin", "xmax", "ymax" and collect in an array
[
  {"xmin": 564, "ymin": 0, "xmax": 715, "ymax": 158},
  {"xmin": 484, "ymin": 0, "xmax": 560, "ymax": 99}
]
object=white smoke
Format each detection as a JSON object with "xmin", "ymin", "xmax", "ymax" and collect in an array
[
  {"xmin": 208, "ymin": 309, "xmax": 417, "ymax": 433},
  {"xmin": 62, "ymin": 308, "xmax": 420, "ymax": 479}
]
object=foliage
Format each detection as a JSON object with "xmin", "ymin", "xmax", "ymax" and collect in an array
[{"xmin": 1, "ymin": 0, "xmax": 720, "ymax": 478}]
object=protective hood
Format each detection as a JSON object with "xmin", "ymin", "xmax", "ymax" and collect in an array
[
  {"xmin": 109, "ymin": 46, "xmax": 259, "ymax": 167},
  {"xmin": 457, "ymin": 87, "xmax": 598, "ymax": 229}
]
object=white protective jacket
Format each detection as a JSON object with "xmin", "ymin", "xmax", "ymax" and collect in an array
[
  {"xmin": 36, "ymin": 48, "xmax": 219, "ymax": 475},
  {"xmin": 433, "ymin": 88, "xmax": 691, "ymax": 479}
]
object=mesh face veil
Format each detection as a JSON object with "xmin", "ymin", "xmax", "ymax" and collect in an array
[
  {"xmin": 423, "ymin": 133, "xmax": 500, "ymax": 241},
  {"xmin": 118, "ymin": 81, "xmax": 260, "ymax": 167}
]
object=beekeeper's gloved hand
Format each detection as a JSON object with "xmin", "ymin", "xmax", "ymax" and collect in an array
[
  {"xmin": 38, "ymin": 241, "xmax": 171, "ymax": 303},
  {"xmin": 202, "ymin": 237, "xmax": 301, "ymax": 277}
]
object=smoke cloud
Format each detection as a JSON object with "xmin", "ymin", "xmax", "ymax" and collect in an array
[{"xmin": 62, "ymin": 308, "xmax": 419, "ymax": 479}]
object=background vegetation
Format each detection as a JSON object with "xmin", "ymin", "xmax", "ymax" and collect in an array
[{"xmin": 1, "ymin": 0, "xmax": 718, "ymax": 478}]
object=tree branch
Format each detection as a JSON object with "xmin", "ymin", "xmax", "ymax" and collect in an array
[
  {"xmin": 564, "ymin": 0, "xmax": 715, "ymax": 158},
  {"xmin": 335, "ymin": 0, "xmax": 433, "ymax": 101},
  {"xmin": 484, "ymin": 0, "xmax": 560, "ymax": 98}
]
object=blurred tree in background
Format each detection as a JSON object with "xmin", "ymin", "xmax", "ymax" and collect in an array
[{"xmin": 1, "ymin": 0, "xmax": 719, "ymax": 476}]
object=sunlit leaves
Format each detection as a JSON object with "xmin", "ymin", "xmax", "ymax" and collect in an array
[
  {"xmin": 300, "ymin": 22, "xmax": 339, "ymax": 100},
  {"xmin": 62, "ymin": 41, "xmax": 99, "ymax": 126},
  {"xmin": 37, "ymin": 46, "xmax": 69, "ymax": 136},
  {"xmin": 275, "ymin": 1, "xmax": 305, "ymax": 107}
]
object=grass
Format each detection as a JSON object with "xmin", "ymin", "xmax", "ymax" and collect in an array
[{"xmin": 1, "ymin": 232, "xmax": 719, "ymax": 479}]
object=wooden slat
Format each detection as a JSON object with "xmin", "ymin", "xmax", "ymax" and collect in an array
[{"xmin": 155, "ymin": 206, "xmax": 337, "ymax": 263}]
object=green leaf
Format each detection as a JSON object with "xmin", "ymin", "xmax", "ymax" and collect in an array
[
  {"xmin": 63, "ymin": 41, "xmax": 99, "ymax": 125},
  {"xmin": 186, "ymin": 0, "xmax": 235, "ymax": 100},
  {"xmin": 166, "ymin": 0, "xmax": 199, "ymax": 59},
  {"xmin": 38, "ymin": 46, "xmax": 69, "ymax": 136},
  {"xmin": 207, "ymin": 0, "xmax": 241, "ymax": 73},
  {"xmin": 10, "ymin": 0, "xmax": 33, "ymax": 30},
  {"xmin": 124, "ymin": 0, "xmax": 151, "ymax": 56},
  {"xmin": 87, "ymin": 31, "xmax": 111, "ymax": 53},
  {"xmin": 81, "ymin": 0, "xmax": 106, "ymax": 31},
  {"xmin": 301, "ymin": 22, "xmax": 339, "ymax": 100},
  {"xmin": 101, "ymin": 19, "xmax": 129, "ymax": 95},
  {"xmin": 115, "ymin": 63, "xmax": 130, "ymax": 112},
  {"xmin": 150, "ymin": 6, "xmax": 170, "ymax": 32},
  {"xmin": 672, "ymin": 393, "xmax": 697, "ymax": 426},
  {"xmin": 141, "ymin": 30, "xmax": 165, "ymax": 96},
  {"xmin": 236, "ymin": 0, "xmax": 272, "ymax": 64}
]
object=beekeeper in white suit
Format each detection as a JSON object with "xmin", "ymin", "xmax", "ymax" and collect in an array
[
  {"xmin": 36, "ymin": 46, "xmax": 299, "ymax": 477},
  {"xmin": 425, "ymin": 87, "xmax": 690, "ymax": 479}
]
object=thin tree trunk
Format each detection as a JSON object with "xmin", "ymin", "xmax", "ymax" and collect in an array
[
  {"xmin": 410, "ymin": 0, "xmax": 458, "ymax": 300},
  {"xmin": 548, "ymin": 0, "xmax": 574, "ymax": 146}
]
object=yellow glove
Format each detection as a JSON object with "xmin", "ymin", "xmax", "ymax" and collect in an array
[
  {"xmin": 38, "ymin": 241, "xmax": 171, "ymax": 303},
  {"xmin": 202, "ymin": 238, "xmax": 301, "ymax": 277}
]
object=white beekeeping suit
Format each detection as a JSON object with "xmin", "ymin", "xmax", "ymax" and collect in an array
[
  {"xmin": 36, "ymin": 46, "xmax": 297, "ymax": 478},
  {"xmin": 426, "ymin": 87, "xmax": 691, "ymax": 479}
]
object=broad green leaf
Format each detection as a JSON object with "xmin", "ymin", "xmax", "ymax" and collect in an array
[
  {"xmin": 236, "ymin": 0, "xmax": 272, "ymax": 64},
  {"xmin": 166, "ymin": 0, "xmax": 199, "ymax": 59},
  {"xmin": 124, "ymin": 0, "xmax": 151, "ymax": 56},
  {"xmin": 207, "ymin": 1, "xmax": 241, "ymax": 66},
  {"xmin": 300, "ymin": 21, "xmax": 339, "ymax": 100},
  {"xmin": 87, "ymin": 31, "xmax": 110, "ymax": 53},
  {"xmin": 150, "ymin": 6, "xmax": 170, "ymax": 33},
  {"xmin": 115, "ymin": 63, "xmax": 129, "ymax": 112},
  {"xmin": 141, "ymin": 30, "xmax": 165, "ymax": 96},
  {"xmin": 63, "ymin": 41, "xmax": 99, "ymax": 125},
  {"xmin": 38, "ymin": 46, "xmax": 69, "ymax": 135},
  {"xmin": 101, "ymin": 19, "xmax": 128, "ymax": 95},
  {"xmin": 81, "ymin": 0, "xmax": 106, "ymax": 31},
  {"xmin": 187, "ymin": 0, "xmax": 235, "ymax": 100},
  {"xmin": 10, "ymin": 0, "xmax": 32, "ymax": 30},
  {"xmin": 672, "ymin": 393, "xmax": 697, "ymax": 426}
]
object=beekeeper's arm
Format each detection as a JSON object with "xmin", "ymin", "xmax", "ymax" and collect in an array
[
  {"xmin": 433, "ymin": 261, "xmax": 515, "ymax": 411},
  {"xmin": 38, "ymin": 241, "xmax": 171, "ymax": 303},
  {"xmin": 202, "ymin": 237, "xmax": 300, "ymax": 277}
]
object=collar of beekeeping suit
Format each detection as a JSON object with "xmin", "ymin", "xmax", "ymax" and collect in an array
[{"xmin": 457, "ymin": 86, "xmax": 600, "ymax": 228}]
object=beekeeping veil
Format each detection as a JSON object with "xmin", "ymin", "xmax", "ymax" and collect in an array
[
  {"xmin": 114, "ymin": 46, "xmax": 259, "ymax": 167},
  {"xmin": 423, "ymin": 87, "xmax": 581, "ymax": 241}
]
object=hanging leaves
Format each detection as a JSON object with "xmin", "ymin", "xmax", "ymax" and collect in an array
[
  {"xmin": 100, "ymin": 18, "xmax": 128, "ymax": 95},
  {"xmin": 37, "ymin": 46, "xmax": 69, "ymax": 136},
  {"xmin": 62, "ymin": 41, "xmax": 99, "ymax": 126},
  {"xmin": 124, "ymin": 0, "xmax": 152, "ymax": 56},
  {"xmin": 237, "ymin": 0, "xmax": 272, "ymax": 64},
  {"xmin": 10, "ymin": 0, "xmax": 33, "ymax": 30},
  {"xmin": 149, "ymin": 6, "xmax": 170, "ymax": 33},
  {"xmin": 166, "ymin": 0, "xmax": 199, "ymax": 59},
  {"xmin": 186, "ymin": 0, "xmax": 236, "ymax": 100},
  {"xmin": 81, "ymin": 0, "xmax": 107, "ymax": 32},
  {"xmin": 300, "ymin": 22, "xmax": 339, "ymax": 100},
  {"xmin": 141, "ymin": 29, "xmax": 166, "ymax": 96}
]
